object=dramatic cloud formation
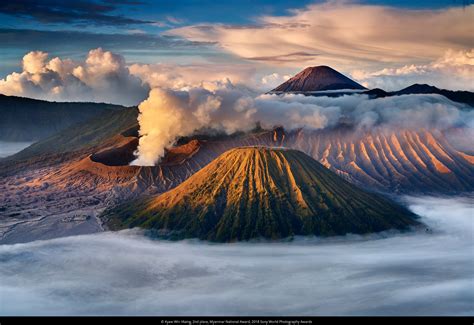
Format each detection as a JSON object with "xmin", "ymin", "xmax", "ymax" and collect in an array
[
  {"xmin": 0, "ymin": 28, "xmax": 214, "ymax": 78},
  {"xmin": 260, "ymin": 72, "xmax": 291, "ymax": 89},
  {"xmin": 0, "ymin": 48, "xmax": 148, "ymax": 106},
  {"xmin": 132, "ymin": 83, "xmax": 257, "ymax": 165},
  {"xmin": 352, "ymin": 49, "xmax": 474, "ymax": 91},
  {"xmin": 0, "ymin": 48, "xmax": 261, "ymax": 105},
  {"xmin": 132, "ymin": 80, "xmax": 473, "ymax": 165},
  {"xmin": 0, "ymin": 0, "xmax": 151, "ymax": 26},
  {"xmin": 168, "ymin": 2, "xmax": 474, "ymax": 72},
  {"xmin": 129, "ymin": 62, "xmax": 257, "ymax": 90},
  {"xmin": 1, "ymin": 45, "xmax": 471, "ymax": 107},
  {"xmin": 0, "ymin": 196, "xmax": 472, "ymax": 315}
]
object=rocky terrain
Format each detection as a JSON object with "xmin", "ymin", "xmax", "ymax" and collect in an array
[
  {"xmin": 1, "ymin": 120, "xmax": 472, "ymax": 243},
  {"xmin": 1, "ymin": 66, "xmax": 473, "ymax": 243},
  {"xmin": 104, "ymin": 147, "xmax": 419, "ymax": 241}
]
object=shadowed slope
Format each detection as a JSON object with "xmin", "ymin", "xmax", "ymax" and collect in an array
[
  {"xmin": 394, "ymin": 84, "xmax": 474, "ymax": 107},
  {"xmin": 0, "ymin": 107, "xmax": 139, "ymax": 175},
  {"xmin": 363, "ymin": 84, "xmax": 474, "ymax": 107},
  {"xmin": 0, "ymin": 94, "xmax": 125, "ymax": 142},
  {"xmin": 104, "ymin": 147, "xmax": 419, "ymax": 242},
  {"xmin": 271, "ymin": 66, "xmax": 366, "ymax": 92}
]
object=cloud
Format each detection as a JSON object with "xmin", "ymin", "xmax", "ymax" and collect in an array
[
  {"xmin": 0, "ymin": 48, "xmax": 265, "ymax": 107},
  {"xmin": 351, "ymin": 49, "xmax": 474, "ymax": 91},
  {"xmin": 0, "ymin": 48, "xmax": 149, "ymax": 106},
  {"xmin": 0, "ymin": 0, "xmax": 151, "ymax": 26},
  {"xmin": 129, "ymin": 62, "xmax": 257, "ymax": 90},
  {"xmin": 260, "ymin": 72, "xmax": 291, "ymax": 88},
  {"xmin": 0, "ymin": 28, "xmax": 212, "ymax": 78},
  {"xmin": 22, "ymin": 51, "xmax": 49, "ymax": 74},
  {"xmin": 132, "ymin": 79, "xmax": 473, "ymax": 165},
  {"xmin": 246, "ymin": 52, "xmax": 319, "ymax": 63},
  {"xmin": 131, "ymin": 84, "xmax": 255, "ymax": 166},
  {"xmin": 167, "ymin": 2, "xmax": 474, "ymax": 72},
  {"xmin": 0, "ymin": 196, "xmax": 472, "ymax": 315},
  {"xmin": 0, "ymin": 28, "xmax": 210, "ymax": 54}
]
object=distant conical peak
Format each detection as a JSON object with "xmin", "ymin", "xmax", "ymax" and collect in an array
[{"xmin": 271, "ymin": 65, "xmax": 366, "ymax": 92}]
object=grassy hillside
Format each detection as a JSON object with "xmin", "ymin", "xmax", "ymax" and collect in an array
[
  {"xmin": 0, "ymin": 107, "xmax": 138, "ymax": 175},
  {"xmin": 12, "ymin": 107, "xmax": 138, "ymax": 158},
  {"xmin": 104, "ymin": 147, "xmax": 419, "ymax": 242},
  {"xmin": 0, "ymin": 94, "xmax": 126, "ymax": 141}
]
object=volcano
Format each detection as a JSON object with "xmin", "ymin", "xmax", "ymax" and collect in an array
[
  {"xmin": 104, "ymin": 147, "xmax": 419, "ymax": 242},
  {"xmin": 270, "ymin": 66, "xmax": 366, "ymax": 93}
]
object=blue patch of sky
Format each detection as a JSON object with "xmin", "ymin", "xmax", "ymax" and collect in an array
[{"xmin": 0, "ymin": 0, "xmax": 470, "ymax": 78}]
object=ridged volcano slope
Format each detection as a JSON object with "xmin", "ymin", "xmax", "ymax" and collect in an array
[
  {"xmin": 271, "ymin": 66, "xmax": 366, "ymax": 92},
  {"xmin": 104, "ymin": 147, "xmax": 419, "ymax": 242}
]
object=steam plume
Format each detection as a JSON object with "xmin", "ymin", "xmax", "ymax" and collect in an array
[{"xmin": 132, "ymin": 82, "xmax": 473, "ymax": 166}]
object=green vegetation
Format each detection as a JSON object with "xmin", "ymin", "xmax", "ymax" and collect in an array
[
  {"xmin": 0, "ymin": 107, "xmax": 138, "ymax": 176},
  {"xmin": 0, "ymin": 94, "xmax": 125, "ymax": 142},
  {"xmin": 4, "ymin": 107, "xmax": 138, "ymax": 160},
  {"xmin": 104, "ymin": 147, "xmax": 420, "ymax": 242}
]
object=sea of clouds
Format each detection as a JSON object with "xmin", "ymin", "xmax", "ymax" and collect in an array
[
  {"xmin": 131, "ymin": 85, "xmax": 474, "ymax": 165},
  {"xmin": 0, "ymin": 196, "xmax": 472, "ymax": 316}
]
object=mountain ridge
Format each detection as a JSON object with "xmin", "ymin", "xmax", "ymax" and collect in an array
[
  {"xmin": 270, "ymin": 66, "xmax": 366, "ymax": 92},
  {"xmin": 268, "ymin": 66, "xmax": 474, "ymax": 107},
  {"xmin": 103, "ymin": 147, "xmax": 419, "ymax": 242},
  {"xmin": 0, "ymin": 94, "xmax": 128, "ymax": 142}
]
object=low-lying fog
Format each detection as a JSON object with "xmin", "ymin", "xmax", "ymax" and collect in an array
[
  {"xmin": 0, "ymin": 196, "xmax": 472, "ymax": 316},
  {"xmin": 0, "ymin": 141, "xmax": 33, "ymax": 158}
]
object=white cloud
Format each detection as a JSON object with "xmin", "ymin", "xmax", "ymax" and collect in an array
[
  {"xmin": 129, "ymin": 62, "xmax": 256, "ymax": 90},
  {"xmin": 168, "ymin": 2, "xmax": 474, "ymax": 73},
  {"xmin": 0, "ymin": 48, "xmax": 149, "ymax": 106},
  {"xmin": 352, "ymin": 49, "xmax": 474, "ymax": 91},
  {"xmin": 22, "ymin": 51, "xmax": 49, "ymax": 74},
  {"xmin": 132, "ymin": 77, "xmax": 473, "ymax": 166},
  {"xmin": 0, "ymin": 196, "xmax": 472, "ymax": 315},
  {"xmin": 260, "ymin": 73, "xmax": 291, "ymax": 88}
]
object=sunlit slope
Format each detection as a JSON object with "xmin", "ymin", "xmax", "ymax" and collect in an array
[
  {"xmin": 290, "ymin": 128, "xmax": 474, "ymax": 193},
  {"xmin": 105, "ymin": 147, "xmax": 419, "ymax": 241},
  {"xmin": 0, "ymin": 107, "xmax": 138, "ymax": 176}
]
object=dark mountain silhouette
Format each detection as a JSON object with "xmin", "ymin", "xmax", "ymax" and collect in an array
[
  {"xmin": 362, "ymin": 84, "xmax": 474, "ymax": 107},
  {"xmin": 394, "ymin": 84, "xmax": 474, "ymax": 106},
  {"xmin": 0, "ymin": 94, "xmax": 126, "ymax": 141},
  {"xmin": 363, "ymin": 88, "xmax": 390, "ymax": 98},
  {"xmin": 269, "ymin": 65, "xmax": 474, "ymax": 107}
]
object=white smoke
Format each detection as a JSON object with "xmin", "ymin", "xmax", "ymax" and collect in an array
[
  {"xmin": 132, "ymin": 87, "xmax": 227, "ymax": 165},
  {"xmin": 131, "ymin": 82, "xmax": 345, "ymax": 166},
  {"xmin": 133, "ymin": 81, "xmax": 474, "ymax": 166}
]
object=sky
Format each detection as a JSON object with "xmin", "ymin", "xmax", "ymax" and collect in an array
[{"xmin": 0, "ymin": 0, "xmax": 472, "ymax": 104}]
